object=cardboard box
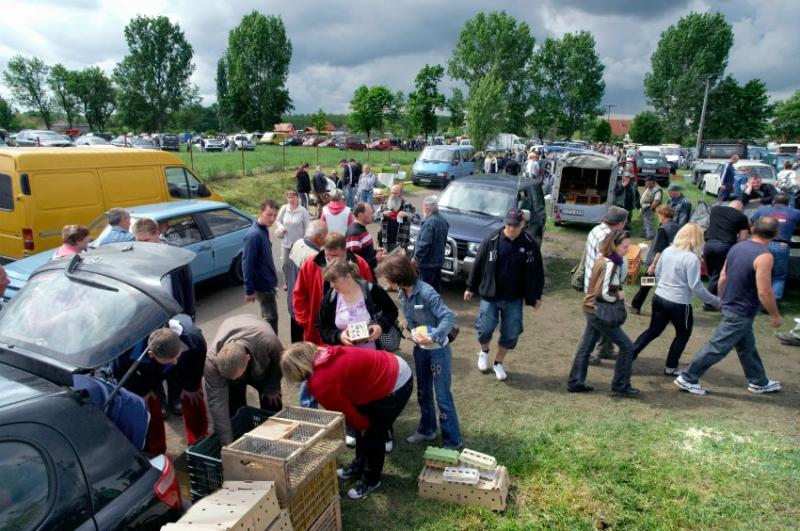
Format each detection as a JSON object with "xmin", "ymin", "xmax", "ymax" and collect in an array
[
  {"xmin": 267, "ymin": 510, "xmax": 294, "ymax": 531},
  {"xmin": 418, "ymin": 465, "xmax": 509, "ymax": 511},
  {"xmin": 166, "ymin": 480, "xmax": 281, "ymax": 530}
]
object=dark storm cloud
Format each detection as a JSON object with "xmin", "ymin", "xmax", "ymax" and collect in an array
[{"xmin": 0, "ymin": 0, "xmax": 797, "ymax": 116}]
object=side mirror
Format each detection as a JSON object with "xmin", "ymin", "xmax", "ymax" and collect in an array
[{"xmin": 197, "ymin": 183, "xmax": 212, "ymax": 197}]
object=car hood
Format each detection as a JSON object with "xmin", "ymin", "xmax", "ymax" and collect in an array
[
  {"xmin": 439, "ymin": 208, "xmax": 503, "ymax": 242},
  {"xmin": 0, "ymin": 243, "xmax": 194, "ymax": 376}
]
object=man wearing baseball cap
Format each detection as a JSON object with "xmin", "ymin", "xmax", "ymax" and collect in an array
[
  {"xmin": 464, "ymin": 208, "xmax": 545, "ymax": 381},
  {"xmin": 667, "ymin": 183, "xmax": 692, "ymax": 228}
]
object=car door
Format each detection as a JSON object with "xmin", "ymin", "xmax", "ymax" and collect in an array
[
  {"xmin": 194, "ymin": 208, "xmax": 253, "ymax": 278},
  {"xmin": 0, "ymin": 423, "xmax": 96, "ymax": 530},
  {"xmin": 161, "ymin": 214, "xmax": 215, "ymax": 281}
]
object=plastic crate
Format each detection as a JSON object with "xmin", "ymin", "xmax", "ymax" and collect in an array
[
  {"xmin": 185, "ymin": 406, "xmax": 274, "ymax": 501},
  {"xmin": 285, "ymin": 458, "xmax": 338, "ymax": 531}
]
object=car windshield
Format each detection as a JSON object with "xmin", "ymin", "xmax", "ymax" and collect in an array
[
  {"xmin": 661, "ymin": 147, "xmax": 680, "ymax": 155},
  {"xmin": 132, "ymin": 138, "xmax": 154, "ymax": 146},
  {"xmin": 439, "ymin": 183, "xmax": 512, "ymax": 218},
  {"xmin": 738, "ymin": 166, "xmax": 775, "ymax": 181},
  {"xmin": 641, "ymin": 151, "xmax": 661, "ymax": 159},
  {"xmin": 420, "ymin": 148, "xmax": 454, "ymax": 163},
  {"xmin": 701, "ymin": 145, "xmax": 739, "ymax": 158},
  {"xmin": 35, "ymin": 132, "xmax": 68, "ymax": 141},
  {"xmin": 0, "ymin": 269, "xmax": 168, "ymax": 368},
  {"xmin": 79, "ymin": 136, "xmax": 108, "ymax": 144}
]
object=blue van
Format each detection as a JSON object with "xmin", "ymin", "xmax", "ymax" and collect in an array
[{"xmin": 411, "ymin": 145, "xmax": 476, "ymax": 187}]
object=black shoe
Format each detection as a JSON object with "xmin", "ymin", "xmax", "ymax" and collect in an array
[
  {"xmin": 337, "ymin": 464, "xmax": 361, "ymax": 480},
  {"xmin": 168, "ymin": 401, "xmax": 182, "ymax": 416},
  {"xmin": 611, "ymin": 387, "xmax": 641, "ymax": 398},
  {"xmin": 347, "ymin": 481, "xmax": 381, "ymax": 499},
  {"xmin": 567, "ymin": 384, "xmax": 594, "ymax": 393}
]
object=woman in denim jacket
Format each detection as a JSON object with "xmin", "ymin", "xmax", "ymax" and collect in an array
[{"xmin": 378, "ymin": 254, "xmax": 462, "ymax": 450}]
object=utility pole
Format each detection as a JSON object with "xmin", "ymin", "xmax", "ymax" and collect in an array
[
  {"xmin": 695, "ymin": 76, "xmax": 712, "ymax": 153},
  {"xmin": 605, "ymin": 104, "xmax": 616, "ymax": 122}
]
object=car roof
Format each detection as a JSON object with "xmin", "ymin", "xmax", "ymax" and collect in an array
[
  {"xmin": 452, "ymin": 173, "xmax": 530, "ymax": 189},
  {"xmin": 423, "ymin": 145, "xmax": 472, "ymax": 151},
  {"xmin": 734, "ymin": 160, "xmax": 771, "ymax": 168},
  {"xmin": 0, "ymin": 147, "xmax": 185, "ymax": 171},
  {"xmin": 0, "ymin": 362, "xmax": 61, "ymax": 408},
  {"xmin": 126, "ymin": 199, "xmax": 238, "ymax": 218}
]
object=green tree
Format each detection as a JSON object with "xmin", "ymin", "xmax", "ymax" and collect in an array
[
  {"xmin": 448, "ymin": 11, "xmax": 535, "ymax": 134},
  {"xmin": 446, "ymin": 87, "xmax": 465, "ymax": 131},
  {"xmin": 172, "ymin": 103, "xmax": 219, "ymax": 132},
  {"xmin": 114, "ymin": 15, "xmax": 195, "ymax": 131},
  {"xmin": 0, "ymin": 96, "xmax": 19, "ymax": 130},
  {"xmin": 592, "ymin": 119, "xmax": 612, "ymax": 143},
  {"xmin": 644, "ymin": 12, "xmax": 733, "ymax": 143},
  {"xmin": 215, "ymin": 58, "xmax": 231, "ymax": 131},
  {"xmin": 348, "ymin": 85, "xmax": 396, "ymax": 139},
  {"xmin": 67, "ymin": 67, "xmax": 116, "ymax": 131},
  {"xmin": 466, "ymin": 76, "xmax": 505, "ymax": 152},
  {"xmin": 3, "ymin": 56, "xmax": 53, "ymax": 129},
  {"xmin": 224, "ymin": 11, "xmax": 292, "ymax": 131},
  {"xmin": 771, "ymin": 90, "xmax": 800, "ymax": 142},
  {"xmin": 630, "ymin": 111, "xmax": 663, "ymax": 145},
  {"xmin": 406, "ymin": 64, "xmax": 445, "ymax": 139},
  {"xmin": 532, "ymin": 31, "xmax": 605, "ymax": 139},
  {"xmin": 48, "ymin": 64, "xmax": 79, "ymax": 128},
  {"xmin": 704, "ymin": 76, "xmax": 772, "ymax": 140}
]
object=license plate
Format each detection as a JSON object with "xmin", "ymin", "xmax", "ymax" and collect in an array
[
  {"xmin": 420, "ymin": 178, "xmax": 431, "ymax": 183},
  {"xmin": 561, "ymin": 208, "xmax": 584, "ymax": 216},
  {"xmin": 640, "ymin": 169, "xmax": 655, "ymax": 174},
  {"xmin": 443, "ymin": 259, "xmax": 454, "ymax": 271}
]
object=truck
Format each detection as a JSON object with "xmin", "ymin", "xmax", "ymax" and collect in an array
[
  {"xmin": 691, "ymin": 139, "xmax": 751, "ymax": 187},
  {"xmin": 487, "ymin": 133, "xmax": 527, "ymax": 153}
]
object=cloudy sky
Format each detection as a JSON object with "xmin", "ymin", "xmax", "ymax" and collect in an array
[{"xmin": 0, "ymin": 0, "xmax": 797, "ymax": 117}]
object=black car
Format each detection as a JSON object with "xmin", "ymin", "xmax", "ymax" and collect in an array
[
  {"xmin": 159, "ymin": 133, "xmax": 180, "ymax": 152},
  {"xmin": 636, "ymin": 150, "xmax": 671, "ymax": 185},
  {"xmin": 0, "ymin": 243, "xmax": 194, "ymax": 529},
  {"xmin": 407, "ymin": 174, "xmax": 546, "ymax": 280},
  {"xmin": 279, "ymin": 136, "xmax": 303, "ymax": 146}
]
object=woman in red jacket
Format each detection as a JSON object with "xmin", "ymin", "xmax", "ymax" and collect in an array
[{"xmin": 281, "ymin": 342, "xmax": 412, "ymax": 500}]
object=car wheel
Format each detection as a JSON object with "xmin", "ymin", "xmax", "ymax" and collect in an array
[{"xmin": 229, "ymin": 254, "xmax": 244, "ymax": 284}]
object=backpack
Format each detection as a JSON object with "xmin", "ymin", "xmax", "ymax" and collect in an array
[{"xmin": 689, "ymin": 200, "xmax": 711, "ymax": 232}]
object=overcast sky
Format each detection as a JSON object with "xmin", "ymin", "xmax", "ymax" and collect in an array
[{"xmin": 0, "ymin": 0, "xmax": 797, "ymax": 117}]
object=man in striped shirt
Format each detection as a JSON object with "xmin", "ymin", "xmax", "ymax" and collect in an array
[{"xmin": 346, "ymin": 202, "xmax": 385, "ymax": 273}]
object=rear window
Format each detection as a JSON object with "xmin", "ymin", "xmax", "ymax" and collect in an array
[
  {"xmin": 0, "ymin": 174, "xmax": 13, "ymax": 211},
  {"xmin": 701, "ymin": 144, "xmax": 740, "ymax": 159},
  {"xmin": 0, "ymin": 441, "xmax": 49, "ymax": 529}
]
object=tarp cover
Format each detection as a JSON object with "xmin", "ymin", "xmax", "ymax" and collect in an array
[{"xmin": 560, "ymin": 152, "xmax": 617, "ymax": 170}]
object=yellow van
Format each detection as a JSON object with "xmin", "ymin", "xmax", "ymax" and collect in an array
[{"xmin": 0, "ymin": 147, "xmax": 224, "ymax": 260}]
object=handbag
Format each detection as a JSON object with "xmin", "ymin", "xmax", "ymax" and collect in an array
[
  {"xmin": 447, "ymin": 324, "xmax": 460, "ymax": 343},
  {"xmin": 374, "ymin": 320, "xmax": 403, "ymax": 351},
  {"xmin": 594, "ymin": 298, "xmax": 627, "ymax": 327}
]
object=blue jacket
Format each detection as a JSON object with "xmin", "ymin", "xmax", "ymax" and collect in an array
[
  {"xmin": 242, "ymin": 221, "xmax": 278, "ymax": 295},
  {"xmin": 399, "ymin": 280, "xmax": 454, "ymax": 347},
  {"xmin": 99, "ymin": 226, "xmax": 135, "ymax": 245},
  {"xmin": 413, "ymin": 212, "xmax": 449, "ymax": 269}
]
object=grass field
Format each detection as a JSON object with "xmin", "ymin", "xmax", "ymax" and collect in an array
[{"xmin": 181, "ymin": 162, "xmax": 800, "ymax": 529}]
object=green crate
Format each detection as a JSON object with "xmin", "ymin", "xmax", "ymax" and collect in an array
[{"xmin": 185, "ymin": 406, "xmax": 273, "ymax": 501}]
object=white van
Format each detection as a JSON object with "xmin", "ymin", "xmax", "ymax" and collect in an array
[{"xmin": 551, "ymin": 152, "xmax": 619, "ymax": 226}]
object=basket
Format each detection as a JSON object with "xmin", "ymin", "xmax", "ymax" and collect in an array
[
  {"xmin": 185, "ymin": 406, "xmax": 274, "ymax": 501},
  {"xmin": 307, "ymin": 497, "xmax": 342, "ymax": 531},
  {"xmin": 222, "ymin": 407, "xmax": 345, "ymax": 501},
  {"xmin": 285, "ymin": 458, "xmax": 338, "ymax": 531}
]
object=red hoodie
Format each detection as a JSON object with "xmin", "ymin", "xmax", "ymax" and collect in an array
[
  {"xmin": 307, "ymin": 345, "xmax": 399, "ymax": 431},
  {"xmin": 292, "ymin": 249, "xmax": 373, "ymax": 344}
]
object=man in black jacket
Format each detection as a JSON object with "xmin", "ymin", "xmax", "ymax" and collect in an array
[{"xmin": 464, "ymin": 209, "xmax": 545, "ymax": 381}]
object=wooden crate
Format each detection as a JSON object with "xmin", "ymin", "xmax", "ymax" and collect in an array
[
  {"xmin": 267, "ymin": 510, "xmax": 294, "ymax": 531},
  {"xmin": 418, "ymin": 465, "xmax": 509, "ymax": 511},
  {"xmin": 307, "ymin": 498, "xmax": 342, "ymax": 531},
  {"xmin": 284, "ymin": 459, "xmax": 339, "ymax": 531},
  {"xmin": 222, "ymin": 408, "xmax": 345, "ymax": 501},
  {"xmin": 165, "ymin": 480, "xmax": 280, "ymax": 530}
]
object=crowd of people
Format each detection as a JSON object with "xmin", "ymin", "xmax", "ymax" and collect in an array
[{"xmin": 5, "ymin": 145, "xmax": 797, "ymax": 503}]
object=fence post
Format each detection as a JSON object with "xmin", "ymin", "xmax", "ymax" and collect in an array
[
  {"xmin": 189, "ymin": 142, "xmax": 194, "ymax": 170},
  {"xmin": 241, "ymin": 145, "xmax": 245, "ymax": 176}
]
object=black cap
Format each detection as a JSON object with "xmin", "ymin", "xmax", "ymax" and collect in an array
[{"xmin": 504, "ymin": 208, "xmax": 524, "ymax": 226}]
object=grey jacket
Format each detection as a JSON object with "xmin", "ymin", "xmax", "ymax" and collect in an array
[{"xmin": 204, "ymin": 314, "xmax": 284, "ymax": 444}]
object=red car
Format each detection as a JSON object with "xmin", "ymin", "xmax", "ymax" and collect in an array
[
  {"xmin": 318, "ymin": 138, "xmax": 336, "ymax": 147},
  {"xmin": 367, "ymin": 138, "xmax": 395, "ymax": 151},
  {"xmin": 338, "ymin": 137, "xmax": 366, "ymax": 151}
]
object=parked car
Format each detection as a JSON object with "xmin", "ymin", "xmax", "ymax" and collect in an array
[
  {"xmin": 636, "ymin": 147, "xmax": 672, "ymax": 185},
  {"xmin": 2, "ymin": 200, "xmax": 253, "ymax": 301},
  {"xmin": 0, "ymin": 244, "xmax": 191, "ymax": 529},
  {"xmin": 337, "ymin": 136, "xmax": 366, "ymax": 150},
  {"xmin": 406, "ymin": 174, "xmax": 545, "ymax": 279},
  {"xmin": 279, "ymin": 137, "xmax": 303, "ymax": 146},
  {"xmin": 658, "ymin": 144, "xmax": 681, "ymax": 173},
  {"xmin": 204, "ymin": 138, "xmax": 224, "ymax": 152},
  {"xmin": 691, "ymin": 139, "xmax": 750, "ymax": 186},
  {"xmin": 551, "ymin": 152, "xmax": 619, "ymax": 226},
  {"xmin": 411, "ymin": 145, "xmax": 476, "ymax": 187},
  {"xmin": 14, "ymin": 129, "xmax": 74, "ymax": 147},
  {"xmin": 318, "ymin": 138, "xmax": 336, "ymax": 148},
  {"xmin": 111, "ymin": 136, "xmax": 159, "ymax": 150},
  {"xmin": 765, "ymin": 152, "xmax": 797, "ymax": 173},
  {"xmin": 226, "ymin": 134, "xmax": 255, "ymax": 151},
  {"xmin": 701, "ymin": 160, "xmax": 776, "ymax": 197},
  {"xmin": 158, "ymin": 133, "xmax": 180, "ymax": 152},
  {"xmin": 367, "ymin": 138, "xmax": 395, "ymax": 151},
  {"xmin": 74, "ymin": 135, "xmax": 112, "ymax": 147}
]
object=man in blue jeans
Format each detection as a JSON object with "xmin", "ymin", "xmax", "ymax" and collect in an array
[
  {"xmin": 675, "ymin": 217, "xmax": 784, "ymax": 396},
  {"xmin": 750, "ymin": 193, "xmax": 800, "ymax": 302},
  {"xmin": 464, "ymin": 209, "xmax": 544, "ymax": 381}
]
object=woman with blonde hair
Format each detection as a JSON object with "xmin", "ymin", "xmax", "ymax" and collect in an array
[{"xmin": 631, "ymin": 223, "xmax": 721, "ymax": 374}]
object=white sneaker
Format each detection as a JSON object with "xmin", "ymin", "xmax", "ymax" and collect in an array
[
  {"xmin": 477, "ymin": 350, "xmax": 489, "ymax": 371},
  {"xmin": 345, "ymin": 435, "xmax": 356, "ymax": 447},
  {"xmin": 673, "ymin": 374, "xmax": 707, "ymax": 395},
  {"xmin": 493, "ymin": 363, "xmax": 508, "ymax": 381},
  {"xmin": 748, "ymin": 380, "xmax": 783, "ymax": 394}
]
